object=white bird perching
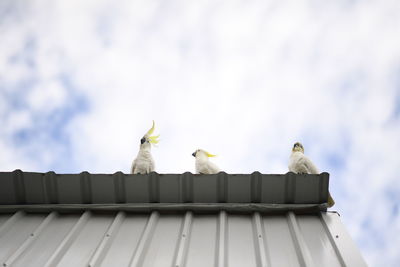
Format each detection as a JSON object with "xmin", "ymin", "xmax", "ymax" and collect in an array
[
  {"xmin": 131, "ymin": 120, "xmax": 160, "ymax": 174},
  {"xmin": 288, "ymin": 142, "xmax": 335, "ymax": 207},
  {"xmin": 129, "ymin": 123, "xmax": 336, "ymax": 208},
  {"xmin": 192, "ymin": 149, "xmax": 220, "ymax": 174}
]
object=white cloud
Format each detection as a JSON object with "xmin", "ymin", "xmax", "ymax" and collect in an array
[
  {"xmin": 1, "ymin": 1, "xmax": 400, "ymax": 266},
  {"xmin": 27, "ymin": 79, "xmax": 67, "ymax": 112}
]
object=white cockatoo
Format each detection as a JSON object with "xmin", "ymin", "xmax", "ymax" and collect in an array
[
  {"xmin": 192, "ymin": 149, "xmax": 220, "ymax": 174},
  {"xmin": 289, "ymin": 142, "xmax": 335, "ymax": 207},
  {"xmin": 131, "ymin": 121, "xmax": 159, "ymax": 174}
]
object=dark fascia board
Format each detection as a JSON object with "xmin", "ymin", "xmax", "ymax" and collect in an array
[{"xmin": 0, "ymin": 170, "xmax": 329, "ymax": 207}]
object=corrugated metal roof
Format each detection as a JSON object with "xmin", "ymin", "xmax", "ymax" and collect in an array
[
  {"xmin": 0, "ymin": 210, "xmax": 367, "ymax": 267},
  {"xmin": 0, "ymin": 171, "xmax": 367, "ymax": 267},
  {"xmin": 0, "ymin": 170, "xmax": 329, "ymax": 205}
]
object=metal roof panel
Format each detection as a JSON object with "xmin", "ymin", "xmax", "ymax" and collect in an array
[{"xmin": 0, "ymin": 211, "xmax": 367, "ymax": 267}]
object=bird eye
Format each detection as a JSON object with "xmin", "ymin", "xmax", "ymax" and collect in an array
[{"xmin": 140, "ymin": 138, "xmax": 146, "ymax": 144}]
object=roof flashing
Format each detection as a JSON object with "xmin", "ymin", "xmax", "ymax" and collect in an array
[{"xmin": 0, "ymin": 170, "xmax": 329, "ymax": 213}]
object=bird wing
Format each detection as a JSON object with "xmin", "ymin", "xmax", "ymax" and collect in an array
[
  {"xmin": 196, "ymin": 163, "xmax": 208, "ymax": 174},
  {"xmin": 290, "ymin": 153, "xmax": 319, "ymax": 174},
  {"xmin": 196, "ymin": 161, "xmax": 219, "ymax": 174},
  {"xmin": 149, "ymin": 158, "xmax": 155, "ymax": 173},
  {"xmin": 299, "ymin": 155, "xmax": 320, "ymax": 174},
  {"xmin": 208, "ymin": 161, "xmax": 220, "ymax": 174},
  {"xmin": 131, "ymin": 158, "xmax": 138, "ymax": 174}
]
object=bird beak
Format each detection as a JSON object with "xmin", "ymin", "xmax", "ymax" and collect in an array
[{"xmin": 192, "ymin": 152, "xmax": 196, "ymax": 157}]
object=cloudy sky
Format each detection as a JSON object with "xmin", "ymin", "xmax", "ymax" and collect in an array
[{"xmin": 1, "ymin": 0, "xmax": 400, "ymax": 266}]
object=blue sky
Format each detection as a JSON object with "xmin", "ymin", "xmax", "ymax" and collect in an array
[{"xmin": 1, "ymin": 1, "xmax": 400, "ymax": 266}]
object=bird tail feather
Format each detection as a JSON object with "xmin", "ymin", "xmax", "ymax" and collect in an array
[{"xmin": 328, "ymin": 192, "xmax": 335, "ymax": 208}]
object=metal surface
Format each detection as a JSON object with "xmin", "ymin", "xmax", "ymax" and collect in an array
[
  {"xmin": 0, "ymin": 203, "xmax": 327, "ymax": 214},
  {"xmin": 0, "ymin": 170, "xmax": 367, "ymax": 267},
  {"xmin": 0, "ymin": 211, "xmax": 367, "ymax": 267},
  {"xmin": 0, "ymin": 170, "xmax": 329, "ymax": 205}
]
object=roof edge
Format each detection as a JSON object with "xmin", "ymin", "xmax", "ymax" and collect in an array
[
  {"xmin": 0, "ymin": 170, "xmax": 330, "ymax": 206},
  {"xmin": 0, "ymin": 203, "xmax": 327, "ymax": 214}
]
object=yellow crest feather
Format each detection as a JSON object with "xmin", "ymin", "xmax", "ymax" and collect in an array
[
  {"xmin": 145, "ymin": 121, "xmax": 159, "ymax": 145},
  {"xmin": 146, "ymin": 120, "xmax": 155, "ymax": 136},
  {"xmin": 205, "ymin": 151, "xmax": 216, "ymax": 157},
  {"xmin": 148, "ymin": 134, "xmax": 160, "ymax": 144}
]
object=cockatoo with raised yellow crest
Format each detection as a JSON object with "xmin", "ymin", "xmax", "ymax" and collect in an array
[
  {"xmin": 192, "ymin": 149, "xmax": 220, "ymax": 174},
  {"xmin": 131, "ymin": 121, "xmax": 159, "ymax": 174},
  {"xmin": 289, "ymin": 142, "xmax": 335, "ymax": 207}
]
